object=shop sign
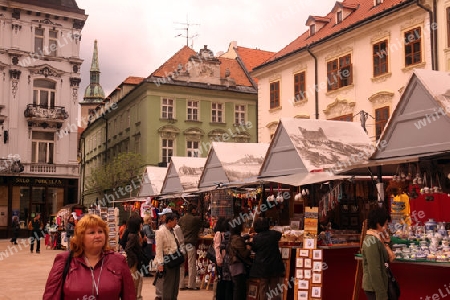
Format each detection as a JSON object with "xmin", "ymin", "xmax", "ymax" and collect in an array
[
  {"xmin": 304, "ymin": 207, "xmax": 319, "ymax": 235},
  {"xmin": 14, "ymin": 177, "xmax": 64, "ymax": 185}
]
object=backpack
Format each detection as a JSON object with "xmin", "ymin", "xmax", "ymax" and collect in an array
[{"xmin": 219, "ymin": 232, "xmax": 232, "ymax": 281}]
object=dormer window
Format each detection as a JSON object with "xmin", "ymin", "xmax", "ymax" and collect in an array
[
  {"xmin": 310, "ymin": 24, "xmax": 316, "ymax": 36},
  {"xmin": 336, "ymin": 11, "xmax": 343, "ymax": 24},
  {"xmin": 374, "ymin": 0, "xmax": 383, "ymax": 6}
]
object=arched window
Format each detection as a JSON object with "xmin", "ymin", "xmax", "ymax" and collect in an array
[{"xmin": 33, "ymin": 79, "xmax": 56, "ymax": 108}]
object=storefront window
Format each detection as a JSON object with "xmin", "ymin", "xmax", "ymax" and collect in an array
[
  {"xmin": 12, "ymin": 186, "xmax": 30, "ymax": 227},
  {"xmin": 0, "ymin": 186, "xmax": 8, "ymax": 227}
]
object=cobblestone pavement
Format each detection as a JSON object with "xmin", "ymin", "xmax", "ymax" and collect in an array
[{"xmin": 0, "ymin": 238, "xmax": 213, "ymax": 300}]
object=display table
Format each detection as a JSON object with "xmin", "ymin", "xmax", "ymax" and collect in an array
[{"xmin": 355, "ymin": 255, "xmax": 450, "ymax": 299}]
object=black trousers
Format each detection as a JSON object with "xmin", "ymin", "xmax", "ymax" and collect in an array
[
  {"xmin": 30, "ymin": 231, "xmax": 41, "ymax": 252},
  {"xmin": 365, "ymin": 291, "xmax": 376, "ymax": 300},
  {"xmin": 232, "ymin": 274, "xmax": 247, "ymax": 300},
  {"xmin": 216, "ymin": 279, "xmax": 233, "ymax": 300}
]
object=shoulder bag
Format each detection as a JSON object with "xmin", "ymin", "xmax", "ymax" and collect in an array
[
  {"xmin": 163, "ymin": 231, "xmax": 185, "ymax": 269},
  {"xmin": 60, "ymin": 251, "xmax": 73, "ymax": 300},
  {"xmin": 386, "ymin": 265, "xmax": 400, "ymax": 300}
]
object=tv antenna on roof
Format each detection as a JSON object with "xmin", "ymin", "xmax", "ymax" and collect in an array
[{"xmin": 174, "ymin": 15, "xmax": 200, "ymax": 48}]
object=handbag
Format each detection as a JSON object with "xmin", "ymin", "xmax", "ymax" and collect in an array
[
  {"xmin": 163, "ymin": 249, "xmax": 185, "ymax": 269},
  {"xmin": 386, "ymin": 265, "xmax": 400, "ymax": 300},
  {"xmin": 206, "ymin": 243, "xmax": 216, "ymax": 263}
]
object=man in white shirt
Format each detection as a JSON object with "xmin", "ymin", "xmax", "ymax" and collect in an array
[{"xmin": 155, "ymin": 212, "xmax": 182, "ymax": 300}]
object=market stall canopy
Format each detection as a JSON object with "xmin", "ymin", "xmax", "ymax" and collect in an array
[
  {"xmin": 371, "ymin": 69, "xmax": 450, "ymax": 160},
  {"xmin": 159, "ymin": 156, "xmax": 207, "ymax": 195},
  {"xmin": 258, "ymin": 118, "xmax": 374, "ymax": 178},
  {"xmin": 198, "ymin": 142, "xmax": 269, "ymax": 189},
  {"xmin": 138, "ymin": 166, "xmax": 168, "ymax": 197},
  {"xmin": 260, "ymin": 171, "xmax": 346, "ymax": 186}
]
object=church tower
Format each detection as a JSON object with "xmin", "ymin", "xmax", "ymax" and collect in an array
[{"xmin": 80, "ymin": 40, "xmax": 105, "ymax": 128}]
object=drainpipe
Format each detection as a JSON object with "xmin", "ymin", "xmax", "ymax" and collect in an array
[
  {"xmin": 416, "ymin": 0, "xmax": 436, "ymax": 70},
  {"xmin": 307, "ymin": 46, "xmax": 319, "ymax": 119},
  {"xmin": 80, "ymin": 137, "xmax": 85, "ymax": 206}
]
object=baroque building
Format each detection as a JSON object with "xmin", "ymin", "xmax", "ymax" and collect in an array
[
  {"xmin": 252, "ymin": 0, "xmax": 435, "ymax": 143},
  {"xmin": 80, "ymin": 44, "xmax": 273, "ymax": 205},
  {"xmin": 0, "ymin": 0, "xmax": 87, "ymax": 237}
]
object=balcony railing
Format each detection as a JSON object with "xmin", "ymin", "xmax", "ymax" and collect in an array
[{"xmin": 24, "ymin": 104, "xmax": 69, "ymax": 121}]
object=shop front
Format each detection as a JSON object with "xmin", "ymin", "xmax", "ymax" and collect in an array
[{"xmin": 0, "ymin": 176, "xmax": 78, "ymax": 238}]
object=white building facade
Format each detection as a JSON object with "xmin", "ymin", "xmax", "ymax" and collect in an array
[
  {"xmin": 252, "ymin": 0, "xmax": 433, "ymax": 143},
  {"xmin": 0, "ymin": 0, "xmax": 86, "ymax": 237}
]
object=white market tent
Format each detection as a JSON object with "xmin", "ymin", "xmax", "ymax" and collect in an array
[
  {"xmin": 258, "ymin": 118, "xmax": 374, "ymax": 185},
  {"xmin": 138, "ymin": 166, "xmax": 168, "ymax": 197},
  {"xmin": 197, "ymin": 142, "xmax": 270, "ymax": 189},
  {"xmin": 338, "ymin": 69, "xmax": 450, "ymax": 175},
  {"xmin": 159, "ymin": 156, "xmax": 207, "ymax": 196}
]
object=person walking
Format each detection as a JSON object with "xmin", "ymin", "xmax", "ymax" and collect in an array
[
  {"xmin": 228, "ymin": 222, "xmax": 252, "ymax": 300},
  {"xmin": 125, "ymin": 214, "xmax": 146, "ymax": 300},
  {"xmin": 214, "ymin": 217, "xmax": 233, "ymax": 300},
  {"xmin": 155, "ymin": 212, "xmax": 183, "ymax": 300},
  {"xmin": 249, "ymin": 217, "xmax": 285, "ymax": 300},
  {"xmin": 65, "ymin": 215, "xmax": 76, "ymax": 251},
  {"xmin": 178, "ymin": 204, "xmax": 202, "ymax": 290},
  {"xmin": 172, "ymin": 211, "xmax": 186, "ymax": 290},
  {"xmin": 10, "ymin": 216, "xmax": 19, "ymax": 245},
  {"xmin": 28, "ymin": 213, "xmax": 43, "ymax": 253},
  {"xmin": 43, "ymin": 214, "xmax": 136, "ymax": 300},
  {"xmin": 362, "ymin": 207, "xmax": 396, "ymax": 300},
  {"xmin": 142, "ymin": 215, "xmax": 156, "ymax": 277}
]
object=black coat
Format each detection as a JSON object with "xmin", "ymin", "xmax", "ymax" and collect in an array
[{"xmin": 249, "ymin": 230, "xmax": 285, "ymax": 278}]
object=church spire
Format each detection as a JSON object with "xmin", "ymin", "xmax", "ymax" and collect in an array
[
  {"xmin": 90, "ymin": 39, "xmax": 100, "ymax": 73},
  {"xmin": 82, "ymin": 40, "xmax": 105, "ymax": 102}
]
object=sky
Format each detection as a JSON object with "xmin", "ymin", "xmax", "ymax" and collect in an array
[{"xmin": 75, "ymin": 0, "xmax": 337, "ymax": 100}]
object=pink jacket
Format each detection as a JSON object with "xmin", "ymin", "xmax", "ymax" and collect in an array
[{"xmin": 43, "ymin": 250, "xmax": 136, "ymax": 300}]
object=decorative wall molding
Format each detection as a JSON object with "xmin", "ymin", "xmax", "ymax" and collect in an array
[
  {"xmin": 28, "ymin": 65, "xmax": 65, "ymax": 78},
  {"xmin": 183, "ymin": 127, "xmax": 205, "ymax": 141},
  {"xmin": 368, "ymin": 91, "xmax": 394, "ymax": 107},
  {"xmin": 158, "ymin": 125, "xmax": 180, "ymax": 139},
  {"xmin": 292, "ymin": 64, "xmax": 307, "ymax": 74},
  {"xmin": 371, "ymin": 30, "xmax": 390, "ymax": 42},
  {"xmin": 31, "ymin": 18, "xmax": 62, "ymax": 26},
  {"xmin": 323, "ymin": 98, "xmax": 356, "ymax": 118},
  {"xmin": 400, "ymin": 17, "xmax": 424, "ymax": 30},
  {"xmin": 325, "ymin": 46, "xmax": 352, "ymax": 61},
  {"xmin": 70, "ymin": 77, "xmax": 81, "ymax": 87},
  {"xmin": 294, "ymin": 114, "xmax": 311, "ymax": 119},
  {"xmin": 269, "ymin": 73, "xmax": 281, "ymax": 82}
]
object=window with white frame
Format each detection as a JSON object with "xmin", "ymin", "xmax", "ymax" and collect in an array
[
  {"xmin": 235, "ymin": 105, "xmax": 246, "ymax": 125},
  {"xmin": 33, "ymin": 79, "xmax": 56, "ymax": 108},
  {"xmin": 162, "ymin": 98, "xmax": 174, "ymax": 119},
  {"xmin": 187, "ymin": 141, "xmax": 199, "ymax": 157},
  {"xmin": 162, "ymin": 139, "xmax": 173, "ymax": 163},
  {"xmin": 34, "ymin": 28, "xmax": 44, "ymax": 54},
  {"xmin": 49, "ymin": 29, "xmax": 58, "ymax": 56},
  {"xmin": 34, "ymin": 27, "xmax": 58, "ymax": 56},
  {"xmin": 31, "ymin": 131, "xmax": 54, "ymax": 164},
  {"xmin": 211, "ymin": 102, "xmax": 223, "ymax": 123},
  {"xmin": 187, "ymin": 100, "xmax": 199, "ymax": 121}
]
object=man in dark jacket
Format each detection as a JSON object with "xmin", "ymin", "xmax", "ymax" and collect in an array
[
  {"xmin": 249, "ymin": 217, "xmax": 285, "ymax": 300},
  {"xmin": 29, "ymin": 213, "xmax": 43, "ymax": 253},
  {"xmin": 178, "ymin": 204, "xmax": 202, "ymax": 290}
]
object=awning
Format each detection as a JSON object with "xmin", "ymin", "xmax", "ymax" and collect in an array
[
  {"xmin": 259, "ymin": 172, "xmax": 346, "ymax": 186},
  {"xmin": 335, "ymin": 152, "xmax": 448, "ymax": 176}
]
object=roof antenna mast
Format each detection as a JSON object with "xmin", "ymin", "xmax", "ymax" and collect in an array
[{"xmin": 174, "ymin": 15, "xmax": 200, "ymax": 48}]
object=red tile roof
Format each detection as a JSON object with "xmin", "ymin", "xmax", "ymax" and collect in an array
[
  {"xmin": 217, "ymin": 57, "xmax": 253, "ymax": 86},
  {"xmin": 123, "ymin": 76, "xmax": 144, "ymax": 85},
  {"xmin": 150, "ymin": 45, "xmax": 254, "ymax": 87},
  {"xmin": 150, "ymin": 46, "xmax": 196, "ymax": 78},
  {"xmin": 258, "ymin": 0, "xmax": 413, "ymax": 68},
  {"xmin": 235, "ymin": 46, "xmax": 275, "ymax": 73}
]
